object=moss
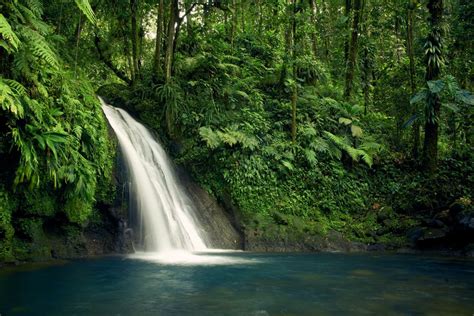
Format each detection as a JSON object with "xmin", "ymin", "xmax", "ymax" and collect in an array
[
  {"xmin": 0, "ymin": 188, "xmax": 17, "ymax": 262},
  {"xmin": 23, "ymin": 190, "xmax": 57, "ymax": 217},
  {"xmin": 64, "ymin": 198, "xmax": 93, "ymax": 226}
]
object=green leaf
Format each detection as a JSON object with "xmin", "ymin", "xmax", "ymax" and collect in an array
[
  {"xmin": 304, "ymin": 149, "xmax": 317, "ymax": 165},
  {"xmin": 427, "ymin": 80, "xmax": 445, "ymax": 94},
  {"xmin": 455, "ymin": 90, "xmax": 474, "ymax": 106},
  {"xmin": 402, "ymin": 114, "xmax": 419, "ymax": 129},
  {"xmin": 199, "ymin": 127, "xmax": 221, "ymax": 149},
  {"xmin": 441, "ymin": 103, "xmax": 459, "ymax": 112},
  {"xmin": 281, "ymin": 160, "xmax": 294, "ymax": 171},
  {"xmin": 0, "ymin": 14, "xmax": 20, "ymax": 52},
  {"xmin": 74, "ymin": 0, "xmax": 97, "ymax": 25},
  {"xmin": 351, "ymin": 125, "xmax": 363, "ymax": 138},
  {"xmin": 410, "ymin": 91, "xmax": 427, "ymax": 104},
  {"xmin": 338, "ymin": 117, "xmax": 352, "ymax": 125}
]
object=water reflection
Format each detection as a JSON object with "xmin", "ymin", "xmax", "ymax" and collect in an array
[{"xmin": 0, "ymin": 253, "xmax": 473, "ymax": 315}]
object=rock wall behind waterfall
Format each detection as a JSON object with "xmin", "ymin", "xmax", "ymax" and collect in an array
[{"xmin": 177, "ymin": 169, "xmax": 243, "ymax": 250}]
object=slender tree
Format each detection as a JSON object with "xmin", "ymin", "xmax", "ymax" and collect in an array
[
  {"xmin": 344, "ymin": 0, "xmax": 352, "ymax": 64},
  {"xmin": 153, "ymin": 0, "xmax": 164, "ymax": 78},
  {"xmin": 309, "ymin": 0, "xmax": 318, "ymax": 58},
  {"xmin": 164, "ymin": 0, "xmax": 179, "ymax": 82},
  {"xmin": 130, "ymin": 0, "xmax": 140, "ymax": 83},
  {"xmin": 406, "ymin": 0, "xmax": 420, "ymax": 158},
  {"xmin": 344, "ymin": 0, "xmax": 362, "ymax": 98},
  {"xmin": 291, "ymin": 0, "xmax": 298, "ymax": 144},
  {"xmin": 422, "ymin": 0, "xmax": 444, "ymax": 173}
]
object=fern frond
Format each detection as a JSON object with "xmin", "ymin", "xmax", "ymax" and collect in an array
[
  {"xmin": 0, "ymin": 14, "xmax": 21, "ymax": 52},
  {"xmin": 18, "ymin": 3, "xmax": 51, "ymax": 35},
  {"xmin": 19, "ymin": 26, "xmax": 59, "ymax": 69},
  {"xmin": 0, "ymin": 78, "xmax": 25, "ymax": 117},
  {"xmin": 323, "ymin": 131, "xmax": 373, "ymax": 167},
  {"xmin": 24, "ymin": 0, "xmax": 44, "ymax": 17},
  {"xmin": 304, "ymin": 148, "xmax": 317, "ymax": 165},
  {"xmin": 199, "ymin": 127, "xmax": 221, "ymax": 149},
  {"xmin": 360, "ymin": 152, "xmax": 373, "ymax": 168},
  {"xmin": 3, "ymin": 79, "xmax": 27, "ymax": 96},
  {"xmin": 74, "ymin": 0, "xmax": 97, "ymax": 25}
]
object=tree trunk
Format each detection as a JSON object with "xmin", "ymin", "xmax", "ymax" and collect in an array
[
  {"xmin": 240, "ymin": 1, "xmax": 245, "ymax": 33},
  {"xmin": 291, "ymin": 0, "xmax": 297, "ymax": 144},
  {"xmin": 73, "ymin": 15, "xmax": 83, "ymax": 77},
  {"xmin": 344, "ymin": 0, "xmax": 362, "ymax": 98},
  {"xmin": 361, "ymin": 0, "xmax": 371, "ymax": 114},
  {"xmin": 94, "ymin": 35, "xmax": 132, "ymax": 85},
  {"xmin": 344, "ymin": 0, "xmax": 352, "ymax": 64},
  {"xmin": 153, "ymin": 0, "xmax": 164, "ymax": 78},
  {"xmin": 362, "ymin": 45, "xmax": 371, "ymax": 114},
  {"xmin": 185, "ymin": 0, "xmax": 194, "ymax": 38},
  {"xmin": 164, "ymin": 0, "xmax": 178, "ymax": 82},
  {"xmin": 406, "ymin": 0, "xmax": 420, "ymax": 159},
  {"xmin": 309, "ymin": 0, "xmax": 318, "ymax": 58},
  {"xmin": 130, "ymin": 0, "xmax": 140, "ymax": 83},
  {"xmin": 422, "ymin": 0, "xmax": 443, "ymax": 174},
  {"xmin": 231, "ymin": 0, "xmax": 237, "ymax": 47}
]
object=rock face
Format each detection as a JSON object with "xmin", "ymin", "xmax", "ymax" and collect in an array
[
  {"xmin": 177, "ymin": 169, "xmax": 244, "ymax": 250},
  {"xmin": 403, "ymin": 200, "xmax": 474, "ymax": 255},
  {"xmin": 244, "ymin": 229, "xmax": 367, "ymax": 252}
]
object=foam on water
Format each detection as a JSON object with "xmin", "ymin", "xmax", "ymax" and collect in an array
[{"xmin": 129, "ymin": 250, "xmax": 258, "ymax": 266}]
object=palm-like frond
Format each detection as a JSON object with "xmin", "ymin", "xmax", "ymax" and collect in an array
[
  {"xmin": 0, "ymin": 14, "xmax": 21, "ymax": 52},
  {"xmin": 74, "ymin": 0, "xmax": 97, "ymax": 24}
]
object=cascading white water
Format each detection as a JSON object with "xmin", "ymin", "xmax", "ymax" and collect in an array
[{"xmin": 101, "ymin": 99, "xmax": 208, "ymax": 253}]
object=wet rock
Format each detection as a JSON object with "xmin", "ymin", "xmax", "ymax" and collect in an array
[
  {"xmin": 418, "ymin": 228, "xmax": 447, "ymax": 241},
  {"xmin": 449, "ymin": 201, "xmax": 465, "ymax": 217},
  {"xmin": 458, "ymin": 215, "xmax": 474, "ymax": 230},
  {"xmin": 407, "ymin": 227, "xmax": 424, "ymax": 243},
  {"xmin": 178, "ymin": 169, "xmax": 243, "ymax": 250},
  {"xmin": 464, "ymin": 244, "xmax": 474, "ymax": 257},
  {"xmin": 425, "ymin": 219, "xmax": 445, "ymax": 229},
  {"xmin": 434, "ymin": 210, "xmax": 452, "ymax": 224},
  {"xmin": 367, "ymin": 244, "xmax": 386, "ymax": 251}
]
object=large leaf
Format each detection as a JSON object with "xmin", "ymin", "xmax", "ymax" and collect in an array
[
  {"xmin": 410, "ymin": 90, "xmax": 427, "ymax": 104},
  {"xmin": 338, "ymin": 117, "xmax": 352, "ymax": 125},
  {"xmin": 351, "ymin": 125, "xmax": 363, "ymax": 138},
  {"xmin": 402, "ymin": 114, "xmax": 419, "ymax": 129},
  {"xmin": 441, "ymin": 103, "xmax": 459, "ymax": 112},
  {"xmin": 427, "ymin": 79, "xmax": 445, "ymax": 94},
  {"xmin": 74, "ymin": 0, "xmax": 97, "ymax": 25},
  {"xmin": 455, "ymin": 90, "xmax": 474, "ymax": 106}
]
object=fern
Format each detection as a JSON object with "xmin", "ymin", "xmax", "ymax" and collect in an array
[
  {"xmin": 199, "ymin": 127, "xmax": 221, "ymax": 149},
  {"xmin": 74, "ymin": 0, "xmax": 97, "ymax": 25},
  {"xmin": 18, "ymin": 3, "xmax": 51, "ymax": 35},
  {"xmin": 199, "ymin": 126, "xmax": 259, "ymax": 150},
  {"xmin": 24, "ymin": 0, "xmax": 44, "ymax": 16},
  {"xmin": 323, "ymin": 131, "xmax": 373, "ymax": 167},
  {"xmin": 0, "ymin": 78, "xmax": 25, "ymax": 117},
  {"xmin": 0, "ymin": 14, "xmax": 21, "ymax": 52}
]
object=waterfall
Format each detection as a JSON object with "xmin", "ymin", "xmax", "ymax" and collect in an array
[{"xmin": 101, "ymin": 99, "xmax": 208, "ymax": 253}]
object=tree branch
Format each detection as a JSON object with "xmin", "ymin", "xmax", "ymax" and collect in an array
[{"xmin": 94, "ymin": 35, "xmax": 132, "ymax": 85}]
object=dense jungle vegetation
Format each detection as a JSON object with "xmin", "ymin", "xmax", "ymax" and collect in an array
[{"xmin": 0, "ymin": 0, "xmax": 473, "ymax": 261}]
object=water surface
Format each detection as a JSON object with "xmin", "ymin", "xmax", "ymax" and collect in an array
[{"xmin": 1, "ymin": 252, "xmax": 473, "ymax": 315}]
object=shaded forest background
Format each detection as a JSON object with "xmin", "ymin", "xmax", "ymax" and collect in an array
[{"xmin": 0, "ymin": 0, "xmax": 473, "ymax": 261}]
